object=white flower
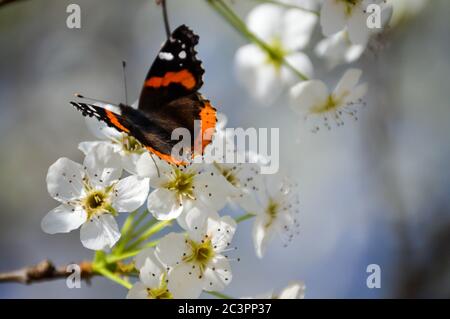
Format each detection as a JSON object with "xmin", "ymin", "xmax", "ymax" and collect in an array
[
  {"xmin": 246, "ymin": 281, "xmax": 306, "ymax": 299},
  {"xmin": 235, "ymin": 3, "xmax": 316, "ymax": 105},
  {"xmin": 127, "ymin": 247, "xmax": 200, "ymax": 299},
  {"xmin": 79, "ymin": 103, "xmax": 146, "ymax": 175},
  {"xmin": 315, "ymin": 30, "xmax": 366, "ymax": 69},
  {"xmin": 155, "ymin": 212, "xmax": 237, "ymax": 294},
  {"xmin": 316, "ymin": 4, "xmax": 392, "ymax": 68},
  {"xmin": 42, "ymin": 144, "xmax": 149, "ymax": 250},
  {"xmin": 202, "ymin": 114, "xmax": 262, "ymax": 212},
  {"xmin": 252, "ymin": 178, "xmax": 300, "ymax": 258},
  {"xmin": 137, "ymin": 153, "xmax": 235, "ymax": 226},
  {"xmin": 290, "ymin": 68, "xmax": 368, "ymax": 132},
  {"xmin": 320, "ymin": 0, "xmax": 388, "ymax": 45},
  {"xmin": 211, "ymin": 162, "xmax": 262, "ymax": 212},
  {"xmin": 276, "ymin": 281, "xmax": 306, "ymax": 299}
]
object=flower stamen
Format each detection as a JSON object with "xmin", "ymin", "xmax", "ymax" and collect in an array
[
  {"xmin": 146, "ymin": 273, "xmax": 173, "ymax": 299},
  {"xmin": 164, "ymin": 168, "xmax": 196, "ymax": 199},
  {"xmin": 183, "ymin": 238, "xmax": 215, "ymax": 275}
]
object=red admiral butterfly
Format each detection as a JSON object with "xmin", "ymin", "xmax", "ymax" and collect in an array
[{"xmin": 71, "ymin": 25, "xmax": 217, "ymax": 165}]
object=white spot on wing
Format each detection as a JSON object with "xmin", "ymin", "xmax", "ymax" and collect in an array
[
  {"xmin": 159, "ymin": 52, "xmax": 174, "ymax": 61},
  {"xmin": 179, "ymin": 51, "xmax": 187, "ymax": 59}
]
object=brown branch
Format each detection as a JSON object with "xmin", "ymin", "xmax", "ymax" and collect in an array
[
  {"xmin": 0, "ymin": 0, "xmax": 28, "ymax": 8},
  {"xmin": 0, "ymin": 260, "xmax": 94, "ymax": 284}
]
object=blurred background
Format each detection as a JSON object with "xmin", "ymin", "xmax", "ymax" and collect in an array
[{"xmin": 0, "ymin": 0, "xmax": 449, "ymax": 298}]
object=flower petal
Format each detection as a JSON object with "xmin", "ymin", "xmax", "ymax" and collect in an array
[
  {"xmin": 233, "ymin": 193, "xmax": 260, "ymax": 213},
  {"xmin": 167, "ymin": 263, "xmax": 203, "ymax": 299},
  {"xmin": 345, "ymin": 42, "xmax": 365, "ymax": 64},
  {"xmin": 121, "ymin": 152, "xmax": 142, "ymax": 175},
  {"xmin": 252, "ymin": 64, "xmax": 286, "ymax": 104},
  {"xmin": 246, "ymin": 4, "xmax": 284, "ymax": 42},
  {"xmin": 345, "ymin": 83, "xmax": 368, "ymax": 104},
  {"xmin": 315, "ymin": 31, "xmax": 365, "ymax": 69},
  {"xmin": 78, "ymin": 141, "xmax": 104, "ymax": 155},
  {"xmin": 289, "ymin": 80, "xmax": 329, "ymax": 115},
  {"xmin": 155, "ymin": 232, "xmax": 188, "ymax": 266},
  {"xmin": 235, "ymin": 44, "xmax": 282, "ymax": 105},
  {"xmin": 209, "ymin": 216, "xmax": 237, "ymax": 253},
  {"xmin": 136, "ymin": 152, "xmax": 171, "ymax": 186},
  {"xmin": 147, "ymin": 188, "xmax": 183, "ymax": 220},
  {"xmin": 193, "ymin": 171, "xmax": 237, "ymax": 212},
  {"xmin": 252, "ymin": 214, "xmax": 274, "ymax": 258},
  {"xmin": 282, "ymin": 9, "xmax": 317, "ymax": 51},
  {"xmin": 140, "ymin": 257, "xmax": 164, "ymax": 288},
  {"xmin": 83, "ymin": 143, "xmax": 122, "ymax": 188},
  {"xmin": 278, "ymin": 281, "xmax": 306, "ymax": 299},
  {"xmin": 234, "ymin": 45, "xmax": 266, "ymax": 80},
  {"xmin": 347, "ymin": 6, "xmax": 371, "ymax": 45},
  {"xmin": 41, "ymin": 204, "xmax": 87, "ymax": 234},
  {"xmin": 182, "ymin": 204, "xmax": 214, "ymax": 239},
  {"xmin": 126, "ymin": 282, "xmax": 149, "ymax": 299},
  {"xmin": 135, "ymin": 247, "xmax": 163, "ymax": 270},
  {"xmin": 333, "ymin": 68, "xmax": 363, "ymax": 98},
  {"xmin": 282, "ymin": 52, "xmax": 314, "ymax": 85},
  {"xmin": 380, "ymin": 4, "xmax": 393, "ymax": 29},
  {"xmin": 203, "ymin": 255, "xmax": 232, "ymax": 291},
  {"xmin": 112, "ymin": 175, "xmax": 149, "ymax": 213},
  {"xmin": 46, "ymin": 157, "xmax": 84, "ymax": 202},
  {"xmin": 320, "ymin": 0, "xmax": 347, "ymax": 37},
  {"xmin": 80, "ymin": 214, "xmax": 120, "ymax": 250}
]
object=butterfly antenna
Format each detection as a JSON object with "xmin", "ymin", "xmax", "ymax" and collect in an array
[
  {"xmin": 159, "ymin": 0, "xmax": 171, "ymax": 39},
  {"xmin": 74, "ymin": 94, "xmax": 120, "ymax": 107},
  {"xmin": 122, "ymin": 60, "xmax": 129, "ymax": 105}
]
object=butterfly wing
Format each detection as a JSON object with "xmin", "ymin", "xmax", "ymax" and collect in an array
[
  {"xmin": 139, "ymin": 93, "xmax": 217, "ymax": 157},
  {"xmin": 138, "ymin": 24, "xmax": 204, "ymax": 113},
  {"xmin": 70, "ymin": 102, "xmax": 132, "ymax": 135},
  {"xmin": 70, "ymin": 101, "xmax": 214, "ymax": 165},
  {"xmin": 136, "ymin": 24, "xmax": 216, "ymax": 156},
  {"xmin": 71, "ymin": 102, "xmax": 185, "ymax": 163},
  {"xmin": 71, "ymin": 25, "xmax": 216, "ymax": 165}
]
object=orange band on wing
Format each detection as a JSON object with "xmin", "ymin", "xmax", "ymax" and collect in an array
[
  {"xmin": 145, "ymin": 146, "xmax": 187, "ymax": 166},
  {"xmin": 144, "ymin": 70, "xmax": 196, "ymax": 90},
  {"xmin": 105, "ymin": 110, "xmax": 130, "ymax": 133},
  {"xmin": 194, "ymin": 101, "xmax": 217, "ymax": 155}
]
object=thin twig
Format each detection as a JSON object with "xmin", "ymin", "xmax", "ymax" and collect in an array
[
  {"xmin": 156, "ymin": 0, "xmax": 171, "ymax": 38},
  {"xmin": 0, "ymin": 260, "xmax": 93, "ymax": 284},
  {"xmin": 235, "ymin": 212, "xmax": 256, "ymax": 223}
]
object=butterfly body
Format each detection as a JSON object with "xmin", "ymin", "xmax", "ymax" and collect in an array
[{"xmin": 71, "ymin": 25, "xmax": 216, "ymax": 164}]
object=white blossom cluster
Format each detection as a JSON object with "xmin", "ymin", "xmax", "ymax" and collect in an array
[
  {"xmin": 235, "ymin": 0, "xmax": 403, "ymax": 132},
  {"xmin": 42, "ymin": 111, "xmax": 302, "ymax": 298}
]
